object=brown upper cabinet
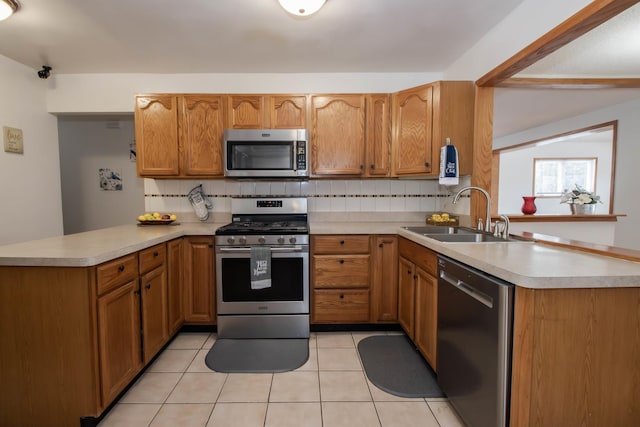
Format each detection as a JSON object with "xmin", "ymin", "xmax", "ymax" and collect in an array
[
  {"xmin": 310, "ymin": 94, "xmax": 367, "ymax": 176},
  {"xmin": 365, "ymin": 94, "xmax": 392, "ymax": 177},
  {"xmin": 391, "ymin": 81, "xmax": 474, "ymax": 177},
  {"xmin": 135, "ymin": 94, "xmax": 225, "ymax": 178},
  {"xmin": 227, "ymin": 94, "xmax": 308, "ymax": 129}
]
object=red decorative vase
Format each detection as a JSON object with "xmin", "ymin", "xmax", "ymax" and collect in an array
[{"xmin": 521, "ymin": 196, "xmax": 537, "ymax": 215}]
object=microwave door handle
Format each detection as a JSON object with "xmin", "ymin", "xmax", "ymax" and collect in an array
[{"xmin": 292, "ymin": 143, "xmax": 297, "ymax": 172}]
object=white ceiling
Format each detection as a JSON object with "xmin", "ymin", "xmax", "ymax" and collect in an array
[
  {"xmin": 0, "ymin": 0, "xmax": 639, "ymax": 139},
  {"xmin": 0, "ymin": 0, "xmax": 525, "ymax": 73}
]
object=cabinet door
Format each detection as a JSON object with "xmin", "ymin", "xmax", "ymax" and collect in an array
[
  {"xmin": 414, "ymin": 268, "xmax": 438, "ymax": 370},
  {"xmin": 135, "ymin": 95, "xmax": 180, "ymax": 176},
  {"xmin": 313, "ymin": 255, "xmax": 370, "ymax": 288},
  {"xmin": 312, "ymin": 289, "xmax": 370, "ymax": 323},
  {"xmin": 365, "ymin": 94, "xmax": 391, "ymax": 176},
  {"xmin": 167, "ymin": 238, "xmax": 184, "ymax": 336},
  {"xmin": 391, "ymin": 85, "xmax": 434, "ymax": 176},
  {"xmin": 183, "ymin": 236, "xmax": 215, "ymax": 324},
  {"xmin": 140, "ymin": 266, "xmax": 169, "ymax": 364},
  {"xmin": 398, "ymin": 256, "xmax": 416, "ymax": 339},
  {"xmin": 267, "ymin": 95, "xmax": 307, "ymax": 129},
  {"xmin": 310, "ymin": 95, "xmax": 366, "ymax": 175},
  {"xmin": 370, "ymin": 236, "xmax": 398, "ymax": 322},
  {"xmin": 227, "ymin": 95, "xmax": 265, "ymax": 129},
  {"xmin": 180, "ymin": 95, "xmax": 225, "ymax": 176},
  {"xmin": 97, "ymin": 280, "xmax": 142, "ymax": 405}
]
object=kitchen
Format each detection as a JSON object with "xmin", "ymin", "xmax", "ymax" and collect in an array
[{"xmin": 1, "ymin": 0, "xmax": 640, "ymax": 427}]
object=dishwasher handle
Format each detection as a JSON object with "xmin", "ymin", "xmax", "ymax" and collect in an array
[{"xmin": 439, "ymin": 270, "xmax": 494, "ymax": 308}]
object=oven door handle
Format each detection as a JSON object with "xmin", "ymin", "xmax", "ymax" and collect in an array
[{"xmin": 218, "ymin": 246, "xmax": 306, "ymax": 253}]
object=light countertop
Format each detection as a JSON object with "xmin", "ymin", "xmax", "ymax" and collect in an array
[{"xmin": 1, "ymin": 221, "xmax": 639, "ymax": 289}]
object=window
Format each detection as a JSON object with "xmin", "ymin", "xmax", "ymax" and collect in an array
[{"xmin": 533, "ymin": 157, "xmax": 597, "ymax": 197}]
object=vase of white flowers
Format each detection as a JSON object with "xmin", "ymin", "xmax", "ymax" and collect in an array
[{"xmin": 560, "ymin": 184, "xmax": 600, "ymax": 214}]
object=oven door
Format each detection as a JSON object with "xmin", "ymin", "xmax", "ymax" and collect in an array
[{"xmin": 215, "ymin": 245, "xmax": 309, "ymax": 315}]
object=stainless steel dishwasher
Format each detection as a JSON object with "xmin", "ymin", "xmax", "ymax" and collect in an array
[{"xmin": 437, "ymin": 256, "xmax": 514, "ymax": 427}]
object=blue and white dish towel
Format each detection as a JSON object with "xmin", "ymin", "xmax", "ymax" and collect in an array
[
  {"xmin": 439, "ymin": 142, "xmax": 459, "ymax": 186},
  {"xmin": 250, "ymin": 246, "xmax": 272, "ymax": 290}
]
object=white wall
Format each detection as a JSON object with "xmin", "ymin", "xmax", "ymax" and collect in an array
[
  {"xmin": 494, "ymin": 97, "xmax": 640, "ymax": 250},
  {"xmin": 58, "ymin": 117, "xmax": 144, "ymax": 234},
  {"xmin": 0, "ymin": 56, "xmax": 63, "ymax": 245},
  {"xmin": 498, "ymin": 137, "xmax": 612, "ymax": 215}
]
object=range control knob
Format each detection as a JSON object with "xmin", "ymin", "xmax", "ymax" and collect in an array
[
  {"xmin": 258, "ymin": 237, "xmax": 266, "ymax": 244},
  {"xmin": 226, "ymin": 237, "xmax": 235, "ymax": 244},
  {"xmin": 239, "ymin": 237, "xmax": 247, "ymax": 245},
  {"xmin": 277, "ymin": 236, "xmax": 285, "ymax": 244},
  {"xmin": 289, "ymin": 237, "xmax": 297, "ymax": 244}
]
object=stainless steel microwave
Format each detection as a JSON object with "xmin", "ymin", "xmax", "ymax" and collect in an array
[{"xmin": 223, "ymin": 129, "xmax": 309, "ymax": 178}]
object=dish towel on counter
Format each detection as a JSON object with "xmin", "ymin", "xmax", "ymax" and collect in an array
[
  {"xmin": 250, "ymin": 246, "xmax": 272, "ymax": 290},
  {"xmin": 439, "ymin": 141, "xmax": 459, "ymax": 186}
]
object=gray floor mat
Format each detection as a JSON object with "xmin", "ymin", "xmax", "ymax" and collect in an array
[
  {"xmin": 357, "ymin": 335, "xmax": 444, "ymax": 398},
  {"xmin": 205, "ymin": 338, "xmax": 309, "ymax": 373}
]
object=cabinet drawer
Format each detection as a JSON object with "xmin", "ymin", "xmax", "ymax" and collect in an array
[
  {"xmin": 97, "ymin": 254, "xmax": 139, "ymax": 296},
  {"xmin": 398, "ymin": 237, "xmax": 437, "ymax": 277},
  {"xmin": 312, "ymin": 235, "xmax": 370, "ymax": 254},
  {"xmin": 312, "ymin": 289, "xmax": 370, "ymax": 323},
  {"xmin": 313, "ymin": 255, "xmax": 370, "ymax": 288},
  {"xmin": 139, "ymin": 243, "xmax": 166, "ymax": 274}
]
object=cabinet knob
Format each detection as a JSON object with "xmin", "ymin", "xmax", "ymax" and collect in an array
[
  {"xmin": 340, "ymin": 240, "xmax": 345, "ymax": 245},
  {"xmin": 339, "ymin": 294, "xmax": 344, "ymax": 299},
  {"xmin": 370, "ymin": 164, "xmax": 375, "ymax": 169},
  {"xmin": 118, "ymin": 265, "xmax": 125, "ymax": 272},
  {"xmin": 153, "ymin": 251, "xmax": 159, "ymax": 257},
  {"xmin": 424, "ymin": 162, "xmax": 430, "ymax": 168},
  {"xmin": 134, "ymin": 289, "xmax": 140, "ymax": 295},
  {"xmin": 145, "ymin": 283, "xmax": 151, "ymax": 289},
  {"xmin": 379, "ymin": 243, "xmax": 383, "ymax": 248},
  {"xmin": 407, "ymin": 269, "xmax": 412, "ymax": 275},
  {"xmin": 413, "ymin": 275, "xmax": 417, "ymax": 280},
  {"xmin": 339, "ymin": 259, "xmax": 344, "ymax": 264},
  {"xmin": 360, "ymin": 164, "xmax": 364, "ymax": 170}
]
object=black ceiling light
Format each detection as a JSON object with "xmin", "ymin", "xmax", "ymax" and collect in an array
[{"xmin": 38, "ymin": 65, "xmax": 52, "ymax": 79}]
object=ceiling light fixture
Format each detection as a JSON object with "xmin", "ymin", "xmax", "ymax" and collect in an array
[
  {"xmin": 0, "ymin": 0, "xmax": 19, "ymax": 21},
  {"xmin": 278, "ymin": 0, "xmax": 326, "ymax": 17}
]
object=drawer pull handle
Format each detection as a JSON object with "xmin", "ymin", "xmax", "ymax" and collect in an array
[
  {"xmin": 379, "ymin": 243, "xmax": 383, "ymax": 248},
  {"xmin": 340, "ymin": 240, "xmax": 345, "ymax": 245},
  {"xmin": 145, "ymin": 283, "xmax": 151, "ymax": 289},
  {"xmin": 339, "ymin": 259, "xmax": 344, "ymax": 264},
  {"xmin": 425, "ymin": 162, "xmax": 430, "ymax": 168},
  {"xmin": 118, "ymin": 265, "xmax": 125, "ymax": 272},
  {"xmin": 370, "ymin": 164, "xmax": 375, "ymax": 169},
  {"xmin": 153, "ymin": 251, "xmax": 159, "ymax": 257},
  {"xmin": 407, "ymin": 269, "xmax": 412, "ymax": 275},
  {"xmin": 339, "ymin": 294, "xmax": 344, "ymax": 299},
  {"xmin": 134, "ymin": 289, "xmax": 140, "ymax": 295}
]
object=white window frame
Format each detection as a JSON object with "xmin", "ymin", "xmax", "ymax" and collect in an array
[{"xmin": 532, "ymin": 157, "xmax": 598, "ymax": 197}]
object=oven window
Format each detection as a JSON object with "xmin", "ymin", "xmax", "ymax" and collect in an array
[
  {"xmin": 228, "ymin": 142, "xmax": 294, "ymax": 170},
  {"xmin": 221, "ymin": 258, "xmax": 304, "ymax": 301}
]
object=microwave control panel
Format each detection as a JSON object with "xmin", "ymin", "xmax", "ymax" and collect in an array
[{"xmin": 296, "ymin": 141, "xmax": 307, "ymax": 171}]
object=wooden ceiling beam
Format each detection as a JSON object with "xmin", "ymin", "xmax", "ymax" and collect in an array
[
  {"xmin": 477, "ymin": 0, "xmax": 640, "ymax": 87},
  {"xmin": 496, "ymin": 77, "xmax": 640, "ymax": 89}
]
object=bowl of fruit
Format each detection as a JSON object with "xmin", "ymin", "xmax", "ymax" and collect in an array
[
  {"xmin": 137, "ymin": 212, "xmax": 178, "ymax": 225},
  {"xmin": 426, "ymin": 212, "xmax": 459, "ymax": 226}
]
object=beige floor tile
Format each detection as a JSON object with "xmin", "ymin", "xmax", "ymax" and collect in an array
[
  {"xmin": 202, "ymin": 334, "xmax": 217, "ymax": 349},
  {"xmin": 167, "ymin": 332, "xmax": 211, "ymax": 350},
  {"xmin": 148, "ymin": 403, "xmax": 214, "ymax": 427},
  {"xmin": 166, "ymin": 372, "xmax": 227, "ymax": 403},
  {"xmin": 309, "ymin": 333, "xmax": 317, "ymax": 348},
  {"xmin": 351, "ymin": 332, "xmax": 386, "ymax": 345},
  {"xmin": 206, "ymin": 402, "xmax": 267, "ymax": 427},
  {"xmin": 316, "ymin": 332, "xmax": 356, "ymax": 348},
  {"xmin": 321, "ymin": 402, "xmax": 381, "ymax": 427},
  {"xmin": 217, "ymin": 373, "xmax": 273, "ymax": 402},
  {"xmin": 98, "ymin": 403, "xmax": 161, "ymax": 427},
  {"xmin": 186, "ymin": 349, "xmax": 214, "ymax": 373},
  {"xmin": 318, "ymin": 348, "xmax": 363, "ymax": 370},
  {"xmin": 366, "ymin": 379, "xmax": 425, "ymax": 402},
  {"xmin": 120, "ymin": 373, "xmax": 182, "ymax": 403},
  {"xmin": 319, "ymin": 371, "xmax": 372, "ymax": 402},
  {"xmin": 375, "ymin": 401, "xmax": 440, "ymax": 427},
  {"xmin": 427, "ymin": 401, "xmax": 467, "ymax": 427},
  {"xmin": 270, "ymin": 371, "xmax": 320, "ymax": 402},
  {"xmin": 147, "ymin": 349, "xmax": 198, "ymax": 373},
  {"xmin": 265, "ymin": 402, "xmax": 322, "ymax": 427},
  {"xmin": 296, "ymin": 346, "xmax": 318, "ymax": 371}
]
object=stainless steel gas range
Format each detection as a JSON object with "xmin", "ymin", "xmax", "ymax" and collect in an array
[{"xmin": 214, "ymin": 197, "xmax": 309, "ymax": 339}]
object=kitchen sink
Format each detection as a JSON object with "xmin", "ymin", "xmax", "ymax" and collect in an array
[
  {"xmin": 425, "ymin": 233, "xmax": 510, "ymax": 243},
  {"xmin": 402, "ymin": 226, "xmax": 478, "ymax": 235}
]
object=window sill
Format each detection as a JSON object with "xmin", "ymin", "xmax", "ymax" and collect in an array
[{"xmin": 494, "ymin": 214, "xmax": 623, "ymax": 223}]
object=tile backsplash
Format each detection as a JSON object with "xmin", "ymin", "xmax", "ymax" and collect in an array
[{"xmin": 144, "ymin": 177, "xmax": 471, "ymax": 222}]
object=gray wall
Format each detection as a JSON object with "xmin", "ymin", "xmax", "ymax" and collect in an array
[{"xmin": 58, "ymin": 116, "xmax": 144, "ymax": 234}]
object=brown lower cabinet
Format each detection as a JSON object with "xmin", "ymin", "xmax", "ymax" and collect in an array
[
  {"xmin": 167, "ymin": 238, "xmax": 185, "ymax": 335},
  {"xmin": 398, "ymin": 237, "xmax": 438, "ymax": 370},
  {"xmin": 183, "ymin": 236, "xmax": 216, "ymax": 324}
]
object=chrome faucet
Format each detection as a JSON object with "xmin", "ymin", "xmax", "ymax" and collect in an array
[
  {"xmin": 453, "ymin": 186, "xmax": 492, "ymax": 233},
  {"xmin": 493, "ymin": 214, "xmax": 511, "ymax": 239}
]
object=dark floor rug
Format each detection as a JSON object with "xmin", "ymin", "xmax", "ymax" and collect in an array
[
  {"xmin": 205, "ymin": 338, "xmax": 309, "ymax": 373},
  {"xmin": 357, "ymin": 335, "xmax": 444, "ymax": 398}
]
